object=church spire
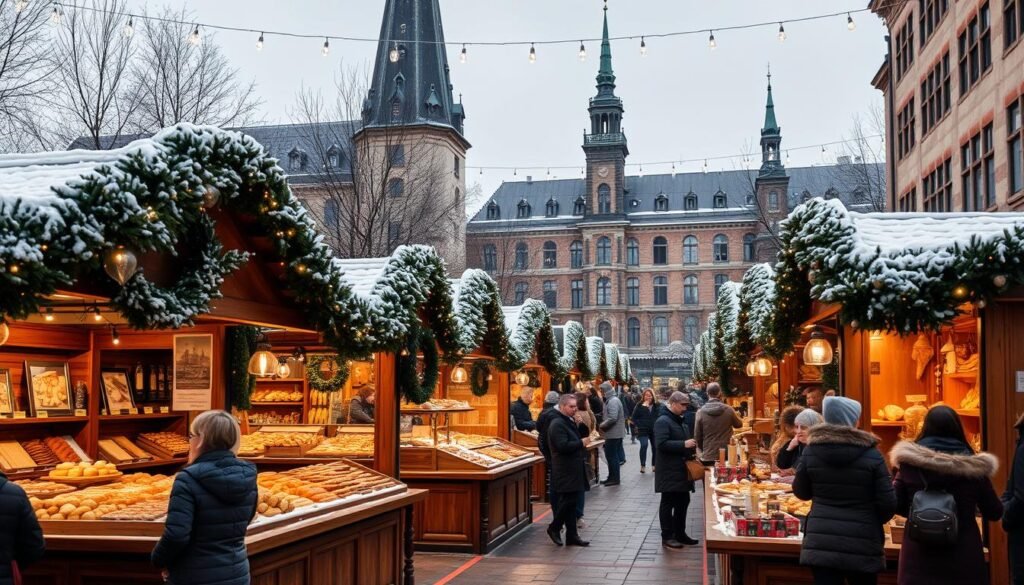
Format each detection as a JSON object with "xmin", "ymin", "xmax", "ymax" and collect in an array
[
  {"xmin": 596, "ymin": 1, "xmax": 615, "ymax": 96},
  {"xmin": 763, "ymin": 68, "xmax": 779, "ymax": 133},
  {"xmin": 759, "ymin": 66, "xmax": 784, "ymax": 178}
]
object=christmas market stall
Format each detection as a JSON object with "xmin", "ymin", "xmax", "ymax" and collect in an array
[{"xmin": 0, "ymin": 125, "xmax": 426, "ymax": 585}]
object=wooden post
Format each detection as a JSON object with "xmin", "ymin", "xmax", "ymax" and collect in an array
[
  {"xmin": 497, "ymin": 370, "xmax": 511, "ymax": 440},
  {"xmin": 374, "ymin": 352, "xmax": 399, "ymax": 478}
]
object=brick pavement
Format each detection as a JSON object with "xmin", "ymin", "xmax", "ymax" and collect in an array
[{"xmin": 416, "ymin": 438, "xmax": 711, "ymax": 585}]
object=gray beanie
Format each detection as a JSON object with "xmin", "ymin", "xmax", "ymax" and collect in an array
[
  {"xmin": 545, "ymin": 391, "xmax": 560, "ymax": 404},
  {"xmin": 794, "ymin": 409, "xmax": 823, "ymax": 428},
  {"xmin": 599, "ymin": 381, "xmax": 614, "ymax": 394},
  {"xmin": 822, "ymin": 396, "xmax": 861, "ymax": 427}
]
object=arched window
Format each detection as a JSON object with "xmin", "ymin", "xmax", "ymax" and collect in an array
[
  {"xmin": 543, "ymin": 241, "xmax": 557, "ymax": 269},
  {"xmin": 486, "ymin": 201, "xmax": 500, "ymax": 220},
  {"xmin": 482, "ymin": 244, "xmax": 497, "ymax": 272},
  {"xmin": 714, "ymin": 274, "xmax": 728, "ymax": 300},
  {"xmin": 514, "ymin": 242, "xmax": 529, "ymax": 270},
  {"xmin": 626, "ymin": 238, "xmax": 639, "ymax": 266},
  {"xmin": 517, "ymin": 199, "xmax": 531, "ymax": 218},
  {"xmin": 653, "ymin": 276, "xmax": 668, "ymax": 305},
  {"xmin": 713, "ymin": 190, "xmax": 727, "ymax": 209},
  {"xmin": 627, "ymin": 318, "xmax": 641, "ymax": 347},
  {"xmin": 573, "ymin": 196, "xmax": 586, "ymax": 215},
  {"xmin": 626, "ymin": 277, "xmax": 639, "ymax": 306},
  {"xmin": 596, "ymin": 277, "xmax": 612, "ymax": 306},
  {"xmin": 768, "ymin": 190, "xmax": 780, "ymax": 211},
  {"xmin": 326, "ymin": 145, "xmax": 341, "ymax": 168},
  {"xmin": 570, "ymin": 240, "xmax": 583, "ymax": 268},
  {"xmin": 713, "ymin": 234, "xmax": 729, "ymax": 263},
  {"xmin": 543, "ymin": 280, "xmax": 557, "ymax": 309},
  {"xmin": 683, "ymin": 236, "xmax": 699, "ymax": 264},
  {"xmin": 743, "ymin": 233, "xmax": 756, "ymax": 262},
  {"xmin": 598, "ymin": 183, "xmax": 611, "ymax": 214},
  {"xmin": 684, "ymin": 316, "xmax": 699, "ymax": 345},
  {"xmin": 514, "ymin": 282, "xmax": 529, "ymax": 305},
  {"xmin": 388, "ymin": 178, "xmax": 404, "ymax": 198},
  {"xmin": 324, "ymin": 199, "xmax": 340, "ymax": 227},
  {"xmin": 654, "ymin": 193, "xmax": 669, "ymax": 211},
  {"xmin": 653, "ymin": 236, "xmax": 668, "ymax": 265},
  {"xmin": 684, "ymin": 192, "xmax": 698, "ymax": 211},
  {"xmin": 545, "ymin": 198, "xmax": 559, "ymax": 217},
  {"xmin": 683, "ymin": 275, "xmax": 699, "ymax": 305},
  {"xmin": 598, "ymin": 320, "xmax": 612, "ymax": 343},
  {"xmin": 652, "ymin": 317, "xmax": 669, "ymax": 346},
  {"xmin": 596, "ymin": 236, "xmax": 611, "ymax": 265}
]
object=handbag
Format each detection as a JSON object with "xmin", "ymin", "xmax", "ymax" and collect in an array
[{"xmin": 686, "ymin": 458, "xmax": 706, "ymax": 482}]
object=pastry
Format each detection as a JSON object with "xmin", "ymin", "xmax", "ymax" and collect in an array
[
  {"xmin": 138, "ymin": 432, "xmax": 190, "ymax": 457},
  {"xmin": 22, "ymin": 440, "xmax": 61, "ymax": 467},
  {"xmin": 44, "ymin": 437, "xmax": 82, "ymax": 463}
]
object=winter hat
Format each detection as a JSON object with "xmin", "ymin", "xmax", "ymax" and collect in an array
[
  {"xmin": 545, "ymin": 391, "xmax": 560, "ymax": 404},
  {"xmin": 822, "ymin": 396, "xmax": 861, "ymax": 427},
  {"xmin": 599, "ymin": 381, "xmax": 614, "ymax": 395},
  {"xmin": 794, "ymin": 409, "xmax": 823, "ymax": 428}
]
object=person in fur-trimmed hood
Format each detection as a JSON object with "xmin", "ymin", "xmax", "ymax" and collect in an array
[
  {"xmin": 793, "ymin": 396, "xmax": 896, "ymax": 585},
  {"xmin": 890, "ymin": 405, "xmax": 1002, "ymax": 585}
]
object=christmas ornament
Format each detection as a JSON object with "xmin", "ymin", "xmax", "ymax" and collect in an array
[{"xmin": 103, "ymin": 246, "xmax": 138, "ymax": 286}]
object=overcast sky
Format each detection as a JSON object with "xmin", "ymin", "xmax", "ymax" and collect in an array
[{"xmin": 169, "ymin": 0, "xmax": 887, "ymax": 199}]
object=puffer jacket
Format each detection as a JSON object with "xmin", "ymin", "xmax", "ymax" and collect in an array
[
  {"xmin": 793, "ymin": 424, "xmax": 896, "ymax": 574},
  {"xmin": 631, "ymin": 402, "xmax": 658, "ymax": 436},
  {"xmin": 693, "ymin": 399, "xmax": 742, "ymax": 462},
  {"xmin": 152, "ymin": 450, "xmax": 258, "ymax": 585},
  {"xmin": 0, "ymin": 472, "xmax": 45, "ymax": 585},
  {"xmin": 891, "ymin": 439, "xmax": 1002, "ymax": 585},
  {"xmin": 348, "ymin": 397, "xmax": 374, "ymax": 423}
]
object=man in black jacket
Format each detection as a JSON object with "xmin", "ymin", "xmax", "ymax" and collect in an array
[
  {"xmin": 547, "ymin": 393, "xmax": 590, "ymax": 547},
  {"xmin": 621, "ymin": 388, "xmax": 636, "ymax": 443},
  {"xmin": 536, "ymin": 391, "xmax": 562, "ymax": 508},
  {"xmin": 0, "ymin": 471, "xmax": 45, "ymax": 585},
  {"xmin": 654, "ymin": 391, "xmax": 699, "ymax": 549},
  {"xmin": 511, "ymin": 387, "xmax": 537, "ymax": 431}
]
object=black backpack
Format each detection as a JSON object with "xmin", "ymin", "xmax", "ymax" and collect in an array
[{"xmin": 907, "ymin": 478, "xmax": 958, "ymax": 546}]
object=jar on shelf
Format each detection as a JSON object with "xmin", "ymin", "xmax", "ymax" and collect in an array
[{"xmin": 902, "ymin": 394, "xmax": 928, "ymax": 440}]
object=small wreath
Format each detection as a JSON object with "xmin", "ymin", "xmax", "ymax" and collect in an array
[
  {"xmin": 470, "ymin": 361, "xmax": 492, "ymax": 397},
  {"xmin": 306, "ymin": 354, "xmax": 349, "ymax": 392},
  {"xmin": 397, "ymin": 326, "xmax": 439, "ymax": 404}
]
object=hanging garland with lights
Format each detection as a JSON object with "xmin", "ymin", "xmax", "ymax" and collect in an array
[
  {"xmin": 470, "ymin": 360, "xmax": 492, "ymax": 397},
  {"xmin": 396, "ymin": 325, "xmax": 440, "ymax": 405},
  {"xmin": 306, "ymin": 354, "xmax": 349, "ymax": 392}
]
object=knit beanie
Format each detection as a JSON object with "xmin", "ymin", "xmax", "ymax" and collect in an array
[
  {"xmin": 794, "ymin": 409, "xmax": 823, "ymax": 428},
  {"xmin": 822, "ymin": 396, "xmax": 861, "ymax": 427},
  {"xmin": 545, "ymin": 391, "xmax": 560, "ymax": 404},
  {"xmin": 599, "ymin": 381, "xmax": 614, "ymax": 395}
]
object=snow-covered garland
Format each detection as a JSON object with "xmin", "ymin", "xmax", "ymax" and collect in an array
[
  {"xmin": 501, "ymin": 299, "xmax": 564, "ymax": 378},
  {"xmin": 604, "ymin": 344, "xmax": 619, "ymax": 382},
  {"xmin": 691, "ymin": 340, "xmax": 704, "ymax": 381},
  {"xmin": 454, "ymin": 269, "xmax": 510, "ymax": 357},
  {"xmin": 714, "ymin": 282, "xmax": 743, "ymax": 372},
  {"xmin": 560, "ymin": 321, "xmax": 593, "ymax": 380},
  {"xmin": 586, "ymin": 336, "xmax": 607, "ymax": 380},
  {"xmin": 739, "ymin": 263, "xmax": 782, "ymax": 358}
]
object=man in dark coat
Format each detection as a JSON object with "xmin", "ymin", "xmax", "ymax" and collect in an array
[
  {"xmin": 793, "ymin": 396, "xmax": 896, "ymax": 583},
  {"xmin": 0, "ymin": 471, "xmax": 45, "ymax": 585},
  {"xmin": 620, "ymin": 389, "xmax": 636, "ymax": 443},
  {"xmin": 654, "ymin": 391, "xmax": 698, "ymax": 549},
  {"xmin": 536, "ymin": 391, "xmax": 562, "ymax": 507},
  {"xmin": 511, "ymin": 387, "xmax": 537, "ymax": 431},
  {"xmin": 546, "ymin": 393, "xmax": 590, "ymax": 547}
]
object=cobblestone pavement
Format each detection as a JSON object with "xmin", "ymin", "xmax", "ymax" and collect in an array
[{"xmin": 416, "ymin": 438, "xmax": 710, "ymax": 585}]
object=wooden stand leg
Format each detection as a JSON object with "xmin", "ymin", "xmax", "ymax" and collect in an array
[{"xmin": 404, "ymin": 505, "xmax": 415, "ymax": 585}]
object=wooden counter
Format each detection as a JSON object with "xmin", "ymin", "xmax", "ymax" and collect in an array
[
  {"xmin": 401, "ymin": 455, "xmax": 540, "ymax": 553},
  {"xmin": 511, "ymin": 431, "xmax": 604, "ymax": 501},
  {"xmin": 24, "ymin": 488, "xmax": 427, "ymax": 585}
]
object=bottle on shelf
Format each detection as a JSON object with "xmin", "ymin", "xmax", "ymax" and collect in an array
[
  {"xmin": 134, "ymin": 362, "xmax": 146, "ymax": 402},
  {"xmin": 149, "ymin": 365, "xmax": 159, "ymax": 401}
]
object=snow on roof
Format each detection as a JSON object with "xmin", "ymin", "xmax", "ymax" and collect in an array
[
  {"xmin": 587, "ymin": 336, "xmax": 604, "ymax": 376},
  {"xmin": 849, "ymin": 209, "xmax": 1024, "ymax": 258},
  {"xmin": 332, "ymin": 257, "xmax": 390, "ymax": 297}
]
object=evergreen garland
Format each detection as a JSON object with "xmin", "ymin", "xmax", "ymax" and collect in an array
[
  {"xmin": 470, "ymin": 361, "xmax": 492, "ymax": 397},
  {"xmin": 306, "ymin": 354, "xmax": 349, "ymax": 392},
  {"xmin": 226, "ymin": 325, "xmax": 259, "ymax": 411},
  {"xmin": 396, "ymin": 325, "xmax": 440, "ymax": 404},
  {"xmin": 821, "ymin": 352, "xmax": 840, "ymax": 393}
]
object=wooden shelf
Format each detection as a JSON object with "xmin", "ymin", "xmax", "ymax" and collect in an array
[
  {"xmin": 0, "ymin": 416, "xmax": 89, "ymax": 426},
  {"xmin": 871, "ymin": 419, "xmax": 907, "ymax": 427},
  {"xmin": 99, "ymin": 413, "xmax": 184, "ymax": 421},
  {"xmin": 116, "ymin": 457, "xmax": 187, "ymax": 471},
  {"xmin": 255, "ymin": 378, "xmax": 305, "ymax": 383},
  {"xmin": 955, "ymin": 408, "xmax": 981, "ymax": 418},
  {"xmin": 250, "ymin": 402, "xmax": 304, "ymax": 407}
]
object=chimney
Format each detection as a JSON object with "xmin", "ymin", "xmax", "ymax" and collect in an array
[{"xmin": 526, "ymin": 176, "xmax": 533, "ymax": 184}]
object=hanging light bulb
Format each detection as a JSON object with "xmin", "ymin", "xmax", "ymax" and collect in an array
[
  {"xmin": 708, "ymin": 30, "xmax": 717, "ymax": 50},
  {"xmin": 188, "ymin": 25, "xmax": 201, "ymax": 46},
  {"xmin": 256, "ymin": 32, "xmax": 264, "ymax": 51},
  {"xmin": 802, "ymin": 327, "xmax": 834, "ymax": 366},
  {"xmin": 640, "ymin": 37, "xmax": 647, "ymax": 56},
  {"xmin": 578, "ymin": 41, "xmax": 587, "ymax": 62},
  {"xmin": 777, "ymin": 23, "xmax": 787, "ymax": 42},
  {"xmin": 44, "ymin": 307, "xmax": 55, "ymax": 322},
  {"xmin": 93, "ymin": 305, "xmax": 103, "ymax": 322},
  {"xmin": 515, "ymin": 371, "xmax": 530, "ymax": 386},
  {"xmin": 528, "ymin": 43, "xmax": 536, "ymax": 63},
  {"xmin": 671, "ymin": 163, "xmax": 677, "ymax": 177},
  {"xmin": 702, "ymin": 159, "xmax": 709, "ymax": 174},
  {"xmin": 450, "ymin": 364, "xmax": 468, "ymax": 384},
  {"xmin": 14, "ymin": 0, "xmax": 28, "ymax": 13},
  {"xmin": 847, "ymin": 13, "xmax": 856, "ymax": 31},
  {"xmin": 755, "ymin": 357, "xmax": 774, "ymax": 377},
  {"xmin": 103, "ymin": 246, "xmax": 139, "ymax": 286},
  {"xmin": 321, "ymin": 37, "xmax": 330, "ymax": 57},
  {"xmin": 50, "ymin": 6, "xmax": 62, "ymax": 25},
  {"xmin": 247, "ymin": 331, "xmax": 278, "ymax": 377},
  {"xmin": 0, "ymin": 322, "xmax": 8, "ymax": 347},
  {"xmin": 389, "ymin": 42, "xmax": 400, "ymax": 63},
  {"xmin": 123, "ymin": 17, "xmax": 134, "ymax": 37},
  {"xmin": 276, "ymin": 359, "xmax": 291, "ymax": 379},
  {"xmin": 460, "ymin": 44, "xmax": 467, "ymax": 64},
  {"xmin": 111, "ymin": 326, "xmax": 120, "ymax": 346},
  {"xmin": 745, "ymin": 360, "xmax": 757, "ymax": 377},
  {"xmin": 201, "ymin": 185, "xmax": 220, "ymax": 208}
]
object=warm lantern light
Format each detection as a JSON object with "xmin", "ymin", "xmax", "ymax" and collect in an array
[
  {"xmin": 0, "ymin": 322, "xmax": 9, "ymax": 346},
  {"xmin": 103, "ymin": 246, "xmax": 138, "ymax": 286},
  {"xmin": 111, "ymin": 326, "xmax": 120, "ymax": 346},
  {"xmin": 803, "ymin": 327, "xmax": 833, "ymax": 366},
  {"xmin": 515, "ymin": 371, "xmax": 530, "ymax": 386},
  {"xmin": 450, "ymin": 364, "xmax": 468, "ymax": 384},
  {"xmin": 745, "ymin": 360, "xmax": 757, "ymax": 377},
  {"xmin": 201, "ymin": 185, "xmax": 221, "ymax": 208},
  {"xmin": 276, "ymin": 360, "xmax": 291, "ymax": 379},
  {"xmin": 247, "ymin": 332, "xmax": 278, "ymax": 377},
  {"xmin": 44, "ymin": 307, "xmax": 55, "ymax": 322},
  {"xmin": 755, "ymin": 357, "xmax": 774, "ymax": 377}
]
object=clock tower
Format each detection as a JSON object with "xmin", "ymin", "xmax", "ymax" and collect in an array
[{"xmin": 582, "ymin": 1, "xmax": 628, "ymax": 219}]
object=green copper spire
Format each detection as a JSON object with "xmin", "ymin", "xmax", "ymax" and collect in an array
[
  {"xmin": 762, "ymin": 68, "xmax": 779, "ymax": 133},
  {"xmin": 596, "ymin": 1, "xmax": 615, "ymax": 95},
  {"xmin": 759, "ymin": 66, "xmax": 784, "ymax": 178}
]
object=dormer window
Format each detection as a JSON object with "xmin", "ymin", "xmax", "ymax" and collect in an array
[
  {"xmin": 573, "ymin": 196, "xmax": 586, "ymax": 215},
  {"xmin": 684, "ymin": 192, "xmax": 698, "ymax": 210},
  {"xmin": 288, "ymin": 147, "xmax": 307, "ymax": 172},
  {"xmin": 713, "ymin": 190, "xmax": 727, "ymax": 209},
  {"xmin": 486, "ymin": 200, "xmax": 500, "ymax": 220},
  {"xmin": 654, "ymin": 193, "xmax": 669, "ymax": 212},
  {"xmin": 517, "ymin": 199, "xmax": 531, "ymax": 219},
  {"xmin": 545, "ymin": 198, "xmax": 558, "ymax": 217},
  {"xmin": 326, "ymin": 145, "xmax": 342, "ymax": 169}
]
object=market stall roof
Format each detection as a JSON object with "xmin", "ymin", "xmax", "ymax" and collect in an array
[
  {"xmin": 553, "ymin": 321, "xmax": 593, "ymax": 380},
  {"xmin": 333, "ymin": 257, "xmax": 390, "ymax": 298},
  {"xmin": 500, "ymin": 300, "xmax": 563, "ymax": 376},
  {"xmin": 847, "ymin": 210, "xmax": 1024, "ymax": 258}
]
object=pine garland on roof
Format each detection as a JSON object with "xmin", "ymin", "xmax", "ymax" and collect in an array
[
  {"xmin": 741, "ymin": 263, "xmax": 782, "ymax": 358},
  {"xmin": 586, "ymin": 336, "xmax": 606, "ymax": 380},
  {"xmin": 560, "ymin": 321, "xmax": 592, "ymax": 379}
]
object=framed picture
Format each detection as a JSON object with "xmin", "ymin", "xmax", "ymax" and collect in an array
[
  {"xmin": 24, "ymin": 360, "xmax": 72, "ymax": 417},
  {"xmin": 174, "ymin": 334, "xmax": 213, "ymax": 411},
  {"xmin": 0, "ymin": 368, "xmax": 14, "ymax": 417},
  {"xmin": 100, "ymin": 369, "xmax": 136, "ymax": 413}
]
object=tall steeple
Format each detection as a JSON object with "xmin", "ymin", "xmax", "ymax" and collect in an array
[
  {"xmin": 759, "ymin": 66, "xmax": 784, "ymax": 178},
  {"xmin": 361, "ymin": 0, "xmax": 466, "ymax": 136},
  {"xmin": 596, "ymin": 2, "xmax": 616, "ymax": 97}
]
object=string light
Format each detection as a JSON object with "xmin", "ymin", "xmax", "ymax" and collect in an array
[
  {"xmin": 50, "ymin": 6, "xmax": 63, "ymax": 25},
  {"xmin": 578, "ymin": 41, "xmax": 586, "ymax": 61},
  {"xmin": 389, "ymin": 41, "xmax": 399, "ymax": 62},
  {"xmin": 111, "ymin": 326, "xmax": 120, "ymax": 345},
  {"xmin": 708, "ymin": 30, "xmax": 717, "ymax": 50},
  {"xmin": 639, "ymin": 164, "xmax": 644, "ymax": 177},
  {"xmin": 460, "ymin": 43, "xmax": 467, "ymax": 63},
  {"xmin": 703, "ymin": 159, "xmax": 709, "ymax": 174},
  {"xmin": 639, "ymin": 36, "xmax": 647, "ymax": 56},
  {"xmin": 529, "ymin": 43, "xmax": 536, "ymax": 63},
  {"xmin": 122, "ymin": 16, "xmax": 133, "ymax": 37},
  {"xmin": 321, "ymin": 37, "xmax": 330, "ymax": 56},
  {"xmin": 847, "ymin": 13, "xmax": 856, "ymax": 31},
  {"xmin": 93, "ymin": 305, "xmax": 102, "ymax": 321},
  {"xmin": 188, "ymin": 24, "xmax": 201, "ymax": 46},
  {"xmin": 44, "ymin": 307, "xmax": 54, "ymax": 322},
  {"xmin": 777, "ymin": 23, "xmax": 786, "ymax": 42},
  {"xmin": 256, "ymin": 32, "xmax": 264, "ymax": 50},
  {"xmin": 671, "ymin": 163, "xmax": 677, "ymax": 177}
]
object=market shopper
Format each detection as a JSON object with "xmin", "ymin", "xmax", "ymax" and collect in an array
[
  {"xmin": 598, "ymin": 382, "xmax": 626, "ymax": 486},
  {"xmin": 537, "ymin": 391, "xmax": 562, "ymax": 507},
  {"xmin": 890, "ymin": 406, "xmax": 1002, "ymax": 585},
  {"xmin": 348, "ymin": 387, "xmax": 375, "ymax": 423},
  {"xmin": 574, "ymin": 392, "xmax": 597, "ymax": 436},
  {"xmin": 693, "ymin": 382, "xmax": 742, "ymax": 464},
  {"xmin": 804, "ymin": 386, "xmax": 825, "ymax": 414},
  {"xmin": 654, "ymin": 391, "xmax": 699, "ymax": 549},
  {"xmin": 793, "ymin": 396, "xmax": 895, "ymax": 585},
  {"xmin": 511, "ymin": 386, "xmax": 537, "ymax": 431},
  {"xmin": 546, "ymin": 393, "xmax": 591, "ymax": 547},
  {"xmin": 776, "ymin": 409, "xmax": 822, "ymax": 472},
  {"xmin": 586, "ymin": 385, "xmax": 604, "ymax": 426},
  {"xmin": 1006, "ymin": 413, "xmax": 1024, "ymax": 584},
  {"xmin": 0, "ymin": 468, "xmax": 45, "ymax": 585},
  {"xmin": 621, "ymin": 388, "xmax": 636, "ymax": 444},
  {"xmin": 631, "ymin": 388, "xmax": 658, "ymax": 473},
  {"xmin": 770, "ymin": 405, "xmax": 805, "ymax": 474},
  {"xmin": 152, "ymin": 410, "xmax": 259, "ymax": 585}
]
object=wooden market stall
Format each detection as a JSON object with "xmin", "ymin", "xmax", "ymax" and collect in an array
[{"xmin": 0, "ymin": 126, "xmax": 426, "ymax": 585}]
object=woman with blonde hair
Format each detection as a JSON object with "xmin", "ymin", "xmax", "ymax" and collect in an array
[{"xmin": 152, "ymin": 410, "xmax": 258, "ymax": 585}]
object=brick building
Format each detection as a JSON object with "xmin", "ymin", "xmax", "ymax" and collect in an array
[
  {"xmin": 871, "ymin": 0, "xmax": 1024, "ymax": 212},
  {"xmin": 465, "ymin": 5, "xmax": 883, "ymax": 382}
]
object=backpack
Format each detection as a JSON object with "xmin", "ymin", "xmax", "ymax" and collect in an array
[{"xmin": 907, "ymin": 478, "xmax": 958, "ymax": 546}]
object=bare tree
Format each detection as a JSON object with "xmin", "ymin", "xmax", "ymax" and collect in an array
[
  {"xmin": 0, "ymin": 0, "xmax": 54, "ymax": 152},
  {"xmin": 832, "ymin": 105, "xmax": 887, "ymax": 212},
  {"xmin": 290, "ymin": 62, "xmax": 464, "ymax": 261},
  {"xmin": 465, "ymin": 219, "xmax": 540, "ymax": 304},
  {"xmin": 131, "ymin": 8, "xmax": 262, "ymax": 131}
]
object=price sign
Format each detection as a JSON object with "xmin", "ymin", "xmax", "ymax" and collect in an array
[
  {"xmin": 143, "ymin": 406, "xmax": 154, "ymax": 414},
  {"xmin": 74, "ymin": 409, "xmax": 87, "ymax": 417},
  {"xmin": 159, "ymin": 406, "xmax": 170, "ymax": 414},
  {"xmin": 36, "ymin": 411, "xmax": 48, "ymax": 419},
  {"xmin": 119, "ymin": 408, "xmax": 131, "ymax": 416},
  {"xmin": 13, "ymin": 411, "xmax": 26, "ymax": 419}
]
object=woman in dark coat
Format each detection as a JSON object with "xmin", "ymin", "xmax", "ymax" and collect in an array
[
  {"xmin": 793, "ymin": 396, "xmax": 896, "ymax": 585},
  {"xmin": 632, "ymin": 388, "xmax": 658, "ymax": 473},
  {"xmin": 153, "ymin": 410, "xmax": 258, "ymax": 585},
  {"xmin": 0, "ymin": 471, "xmax": 45, "ymax": 585},
  {"xmin": 890, "ymin": 406, "xmax": 1002, "ymax": 585},
  {"xmin": 1005, "ymin": 413, "xmax": 1024, "ymax": 585},
  {"xmin": 654, "ymin": 391, "xmax": 698, "ymax": 548}
]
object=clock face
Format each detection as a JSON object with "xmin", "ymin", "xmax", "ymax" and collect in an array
[{"xmin": 596, "ymin": 166, "xmax": 609, "ymax": 179}]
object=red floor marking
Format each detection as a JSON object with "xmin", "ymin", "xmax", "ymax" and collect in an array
[
  {"xmin": 535, "ymin": 508, "xmax": 553, "ymax": 522},
  {"xmin": 434, "ymin": 555, "xmax": 483, "ymax": 585}
]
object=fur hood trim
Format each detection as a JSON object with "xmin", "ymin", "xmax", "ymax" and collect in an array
[
  {"xmin": 890, "ymin": 440, "xmax": 998, "ymax": 478},
  {"xmin": 806, "ymin": 423, "xmax": 879, "ymax": 448}
]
